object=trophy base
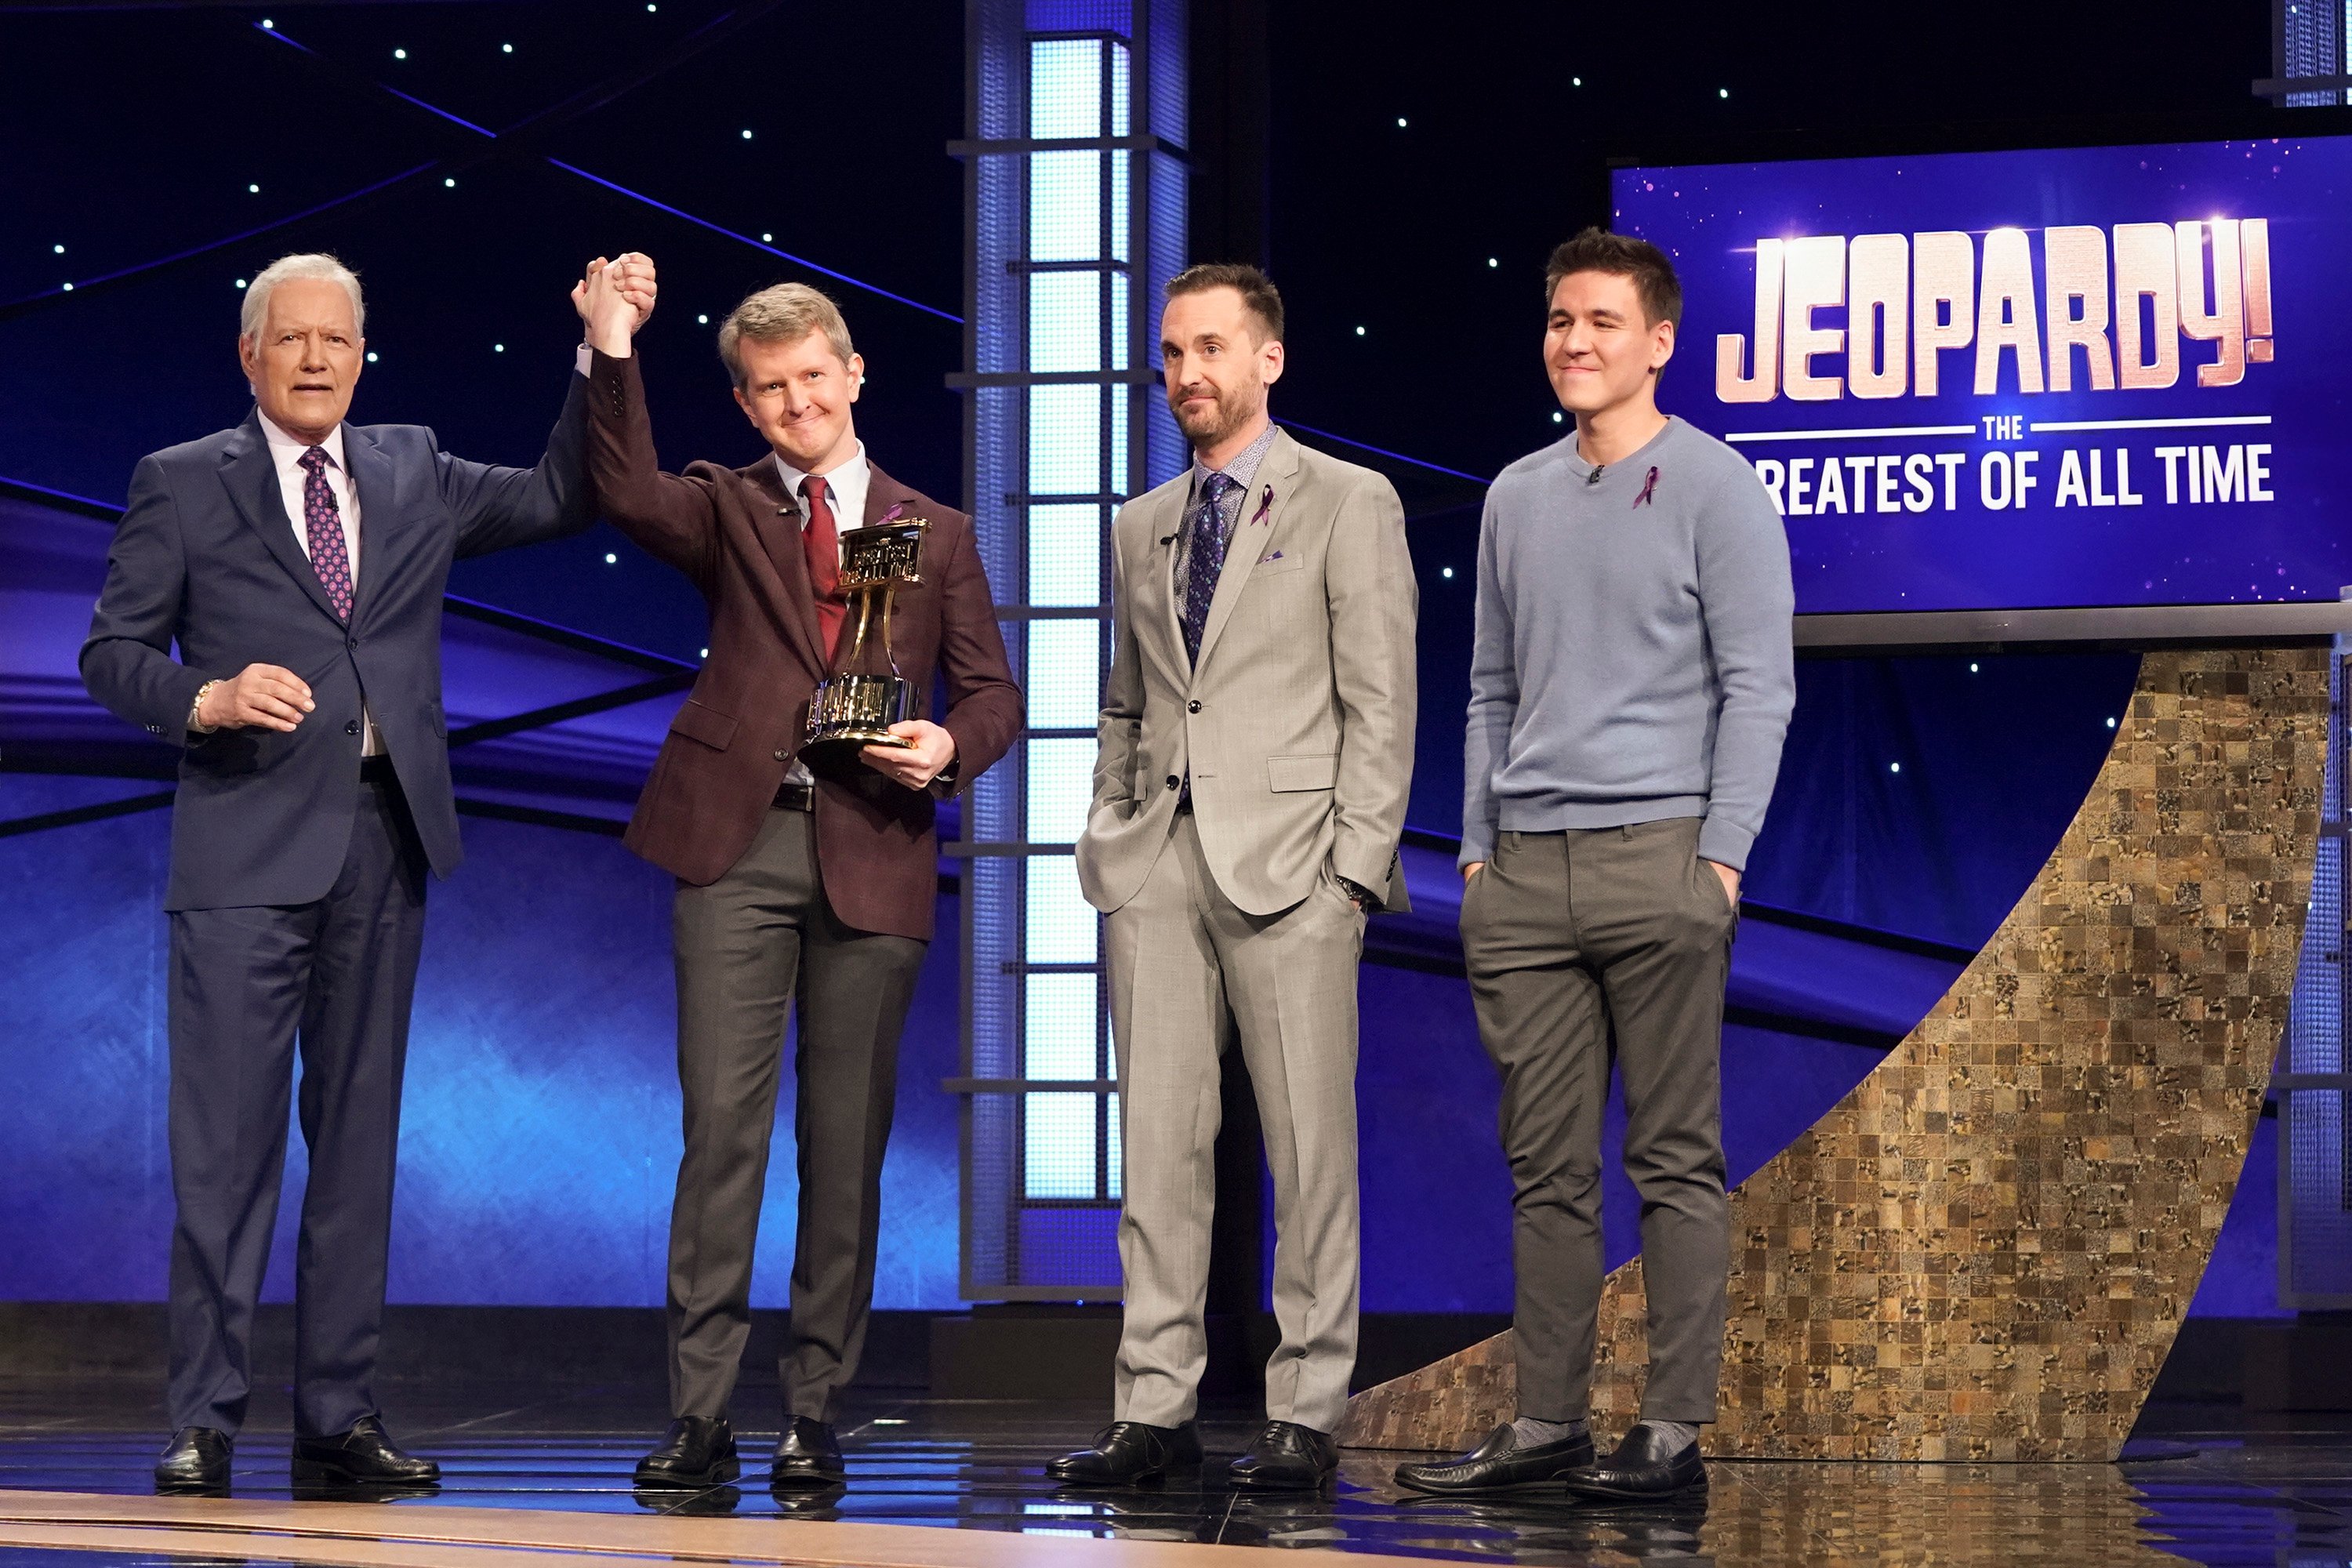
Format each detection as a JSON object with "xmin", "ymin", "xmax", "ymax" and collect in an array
[
  {"xmin": 806, "ymin": 673, "xmax": 917, "ymax": 757},
  {"xmin": 804, "ymin": 728, "xmax": 916, "ymax": 752}
]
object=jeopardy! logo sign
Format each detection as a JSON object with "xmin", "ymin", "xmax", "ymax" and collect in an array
[
  {"xmin": 1714, "ymin": 220, "xmax": 2274, "ymax": 401},
  {"xmin": 1711, "ymin": 221, "xmax": 2278, "ymax": 519}
]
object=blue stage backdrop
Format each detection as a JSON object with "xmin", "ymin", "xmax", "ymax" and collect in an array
[
  {"xmin": 1617, "ymin": 136, "xmax": 2352, "ymax": 611},
  {"xmin": 0, "ymin": 640, "xmax": 2288, "ymax": 1319}
]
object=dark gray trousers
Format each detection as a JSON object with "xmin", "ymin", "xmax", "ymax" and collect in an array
[
  {"xmin": 165, "ymin": 771, "xmax": 428, "ymax": 1439},
  {"xmin": 665, "ymin": 804, "xmax": 925, "ymax": 1423},
  {"xmin": 1460, "ymin": 818, "xmax": 1735, "ymax": 1425}
]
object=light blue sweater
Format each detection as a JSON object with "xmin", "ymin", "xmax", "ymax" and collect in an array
[{"xmin": 1461, "ymin": 417, "xmax": 1795, "ymax": 872}]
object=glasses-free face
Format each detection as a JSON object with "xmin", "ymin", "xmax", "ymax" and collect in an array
[
  {"xmin": 1160, "ymin": 285, "xmax": 1283, "ymax": 455},
  {"xmin": 239, "ymin": 277, "xmax": 365, "ymax": 445},
  {"xmin": 1544, "ymin": 270, "xmax": 1675, "ymax": 420},
  {"xmin": 733, "ymin": 332, "xmax": 864, "ymax": 474}
]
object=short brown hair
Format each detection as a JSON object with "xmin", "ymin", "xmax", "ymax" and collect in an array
[
  {"xmin": 718, "ymin": 281, "xmax": 855, "ymax": 387},
  {"xmin": 1543, "ymin": 228, "xmax": 1682, "ymax": 330},
  {"xmin": 1164, "ymin": 263, "xmax": 1284, "ymax": 344}
]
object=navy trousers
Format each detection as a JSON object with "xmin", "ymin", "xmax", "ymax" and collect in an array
[{"xmin": 165, "ymin": 769, "xmax": 428, "ymax": 1438}]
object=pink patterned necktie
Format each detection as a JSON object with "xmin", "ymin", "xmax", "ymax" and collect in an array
[{"xmin": 297, "ymin": 445, "xmax": 354, "ymax": 620}]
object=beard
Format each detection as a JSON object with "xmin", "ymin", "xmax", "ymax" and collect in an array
[{"xmin": 1168, "ymin": 379, "xmax": 1261, "ymax": 448}]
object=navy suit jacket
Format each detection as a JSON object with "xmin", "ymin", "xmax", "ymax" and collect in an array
[{"xmin": 81, "ymin": 373, "xmax": 593, "ymax": 912}]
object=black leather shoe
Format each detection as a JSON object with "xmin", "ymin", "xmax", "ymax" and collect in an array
[
  {"xmin": 771, "ymin": 1416, "xmax": 845, "ymax": 1488},
  {"xmin": 1227, "ymin": 1420, "xmax": 1338, "ymax": 1491},
  {"xmin": 154, "ymin": 1427, "xmax": 231, "ymax": 1495},
  {"xmin": 1562, "ymin": 1423, "xmax": 1707, "ymax": 1501},
  {"xmin": 1044, "ymin": 1421, "xmax": 1203, "ymax": 1486},
  {"xmin": 634, "ymin": 1417, "xmax": 739, "ymax": 1487},
  {"xmin": 1394, "ymin": 1423, "xmax": 1595, "ymax": 1496},
  {"xmin": 291, "ymin": 1415, "xmax": 440, "ymax": 1487}
]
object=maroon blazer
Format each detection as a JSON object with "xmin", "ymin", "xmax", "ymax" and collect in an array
[{"xmin": 586, "ymin": 349, "xmax": 1021, "ymax": 940}]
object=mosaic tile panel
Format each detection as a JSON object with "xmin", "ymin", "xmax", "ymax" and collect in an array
[{"xmin": 1341, "ymin": 648, "xmax": 2328, "ymax": 1461}]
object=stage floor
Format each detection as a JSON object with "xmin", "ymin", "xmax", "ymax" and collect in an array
[{"xmin": 3, "ymin": 1378, "xmax": 2350, "ymax": 1566}]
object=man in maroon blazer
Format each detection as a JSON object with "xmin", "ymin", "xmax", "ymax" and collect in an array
[{"xmin": 575, "ymin": 256, "xmax": 1021, "ymax": 1491}]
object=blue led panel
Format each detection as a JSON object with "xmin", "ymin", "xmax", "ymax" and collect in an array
[
  {"xmin": 1024, "ymin": 859, "xmax": 1097, "ymax": 964},
  {"xmin": 1025, "ymin": 738, "xmax": 1095, "ymax": 844},
  {"xmin": 1025, "ymin": 1092, "xmax": 1101, "ymax": 1197},
  {"xmin": 1025, "ymin": 620, "xmax": 1102, "ymax": 728},
  {"xmin": 1026, "ymin": 505, "xmax": 1102, "ymax": 603},
  {"xmin": 1027, "ymin": 386, "xmax": 1102, "ymax": 495}
]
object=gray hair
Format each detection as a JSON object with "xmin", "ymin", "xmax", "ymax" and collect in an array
[
  {"xmin": 718, "ymin": 282, "xmax": 854, "ymax": 387},
  {"xmin": 241, "ymin": 253, "xmax": 365, "ymax": 340}
]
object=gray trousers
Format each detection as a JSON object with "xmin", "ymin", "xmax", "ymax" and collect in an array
[
  {"xmin": 1105, "ymin": 810, "xmax": 1365, "ymax": 1433},
  {"xmin": 1461, "ymin": 818, "xmax": 1734, "ymax": 1425},
  {"xmin": 666, "ymin": 805, "xmax": 926, "ymax": 1423}
]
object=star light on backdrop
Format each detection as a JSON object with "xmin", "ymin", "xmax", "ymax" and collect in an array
[{"xmin": 12, "ymin": 5, "xmax": 1496, "ymax": 543}]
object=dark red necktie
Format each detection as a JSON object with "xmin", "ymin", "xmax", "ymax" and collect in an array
[{"xmin": 802, "ymin": 474, "xmax": 846, "ymax": 658}]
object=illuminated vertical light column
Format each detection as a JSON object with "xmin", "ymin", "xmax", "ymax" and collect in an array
[
  {"xmin": 2280, "ymin": 637, "xmax": 2352, "ymax": 1308},
  {"xmin": 953, "ymin": 0, "xmax": 1187, "ymax": 1300}
]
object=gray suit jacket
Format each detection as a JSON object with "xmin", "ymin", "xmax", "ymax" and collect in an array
[{"xmin": 1076, "ymin": 427, "xmax": 1417, "ymax": 917}]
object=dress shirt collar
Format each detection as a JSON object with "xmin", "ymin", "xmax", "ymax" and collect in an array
[
  {"xmin": 775, "ymin": 441, "xmax": 869, "ymax": 519},
  {"xmin": 1188, "ymin": 419, "xmax": 1279, "ymax": 505},
  {"xmin": 256, "ymin": 410, "xmax": 349, "ymax": 476}
]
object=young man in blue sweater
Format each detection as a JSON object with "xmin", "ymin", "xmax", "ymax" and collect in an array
[{"xmin": 1397, "ymin": 230, "xmax": 1795, "ymax": 1502}]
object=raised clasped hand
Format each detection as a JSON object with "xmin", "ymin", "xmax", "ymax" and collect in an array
[
  {"xmin": 571, "ymin": 252, "xmax": 659, "ymax": 355},
  {"xmin": 860, "ymin": 719, "xmax": 956, "ymax": 791}
]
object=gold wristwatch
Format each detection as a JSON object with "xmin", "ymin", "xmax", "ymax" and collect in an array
[{"xmin": 188, "ymin": 679, "xmax": 222, "ymax": 735}]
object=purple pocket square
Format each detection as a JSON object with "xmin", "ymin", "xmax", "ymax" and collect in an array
[{"xmin": 1260, "ymin": 550, "xmax": 1285, "ymax": 564}]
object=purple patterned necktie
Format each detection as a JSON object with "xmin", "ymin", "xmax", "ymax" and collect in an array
[
  {"xmin": 297, "ymin": 445, "xmax": 354, "ymax": 620},
  {"xmin": 1179, "ymin": 471, "xmax": 1238, "ymax": 666}
]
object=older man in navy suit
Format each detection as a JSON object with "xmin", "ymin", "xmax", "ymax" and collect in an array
[{"xmin": 80, "ymin": 252, "xmax": 621, "ymax": 1495}]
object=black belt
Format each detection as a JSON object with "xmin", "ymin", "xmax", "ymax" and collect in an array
[
  {"xmin": 774, "ymin": 779, "xmax": 815, "ymax": 812},
  {"xmin": 359, "ymin": 755, "xmax": 398, "ymax": 785}
]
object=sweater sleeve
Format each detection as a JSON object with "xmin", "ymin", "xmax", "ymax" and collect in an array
[
  {"xmin": 1459, "ymin": 491, "xmax": 1515, "ymax": 868},
  {"xmin": 1693, "ymin": 461, "xmax": 1796, "ymax": 870}
]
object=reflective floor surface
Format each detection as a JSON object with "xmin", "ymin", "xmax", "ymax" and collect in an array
[{"xmin": 4, "ymin": 1377, "xmax": 2352, "ymax": 1565}]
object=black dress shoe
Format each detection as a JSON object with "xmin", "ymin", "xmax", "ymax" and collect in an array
[
  {"xmin": 1562, "ymin": 1422, "xmax": 1707, "ymax": 1501},
  {"xmin": 1227, "ymin": 1420, "xmax": 1338, "ymax": 1491},
  {"xmin": 771, "ymin": 1416, "xmax": 845, "ymax": 1488},
  {"xmin": 154, "ymin": 1427, "xmax": 231, "ymax": 1495},
  {"xmin": 291, "ymin": 1415, "xmax": 440, "ymax": 1487},
  {"xmin": 1394, "ymin": 1423, "xmax": 1596, "ymax": 1496},
  {"xmin": 634, "ymin": 1417, "xmax": 739, "ymax": 1488},
  {"xmin": 1044, "ymin": 1421, "xmax": 1203, "ymax": 1486}
]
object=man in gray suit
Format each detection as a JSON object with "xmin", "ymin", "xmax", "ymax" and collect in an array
[{"xmin": 1049, "ymin": 264, "xmax": 1417, "ymax": 1492}]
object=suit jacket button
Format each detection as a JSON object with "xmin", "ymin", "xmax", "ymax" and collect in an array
[
  {"xmin": 1165, "ymin": 775, "xmax": 1179, "ymax": 790},
  {"xmin": 1187, "ymin": 699, "xmax": 1202, "ymax": 713},
  {"xmin": 774, "ymin": 750, "xmax": 789, "ymax": 761},
  {"xmin": 345, "ymin": 720, "xmax": 361, "ymax": 736}
]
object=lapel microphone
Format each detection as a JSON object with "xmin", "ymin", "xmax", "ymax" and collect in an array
[{"xmin": 1586, "ymin": 464, "xmax": 1606, "ymax": 486}]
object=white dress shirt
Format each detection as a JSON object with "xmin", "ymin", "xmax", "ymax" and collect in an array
[
  {"xmin": 256, "ymin": 412, "xmax": 382, "ymax": 755},
  {"xmin": 776, "ymin": 441, "xmax": 871, "ymax": 787}
]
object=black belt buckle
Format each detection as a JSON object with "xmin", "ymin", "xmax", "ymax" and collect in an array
[
  {"xmin": 359, "ymin": 755, "xmax": 397, "ymax": 786},
  {"xmin": 774, "ymin": 779, "xmax": 815, "ymax": 812}
]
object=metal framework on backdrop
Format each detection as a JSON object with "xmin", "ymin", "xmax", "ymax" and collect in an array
[
  {"xmin": 2259, "ymin": 0, "xmax": 2352, "ymax": 103},
  {"xmin": 949, "ymin": 0, "xmax": 1189, "ymax": 1301},
  {"xmin": 2278, "ymin": 623, "xmax": 2352, "ymax": 1308}
]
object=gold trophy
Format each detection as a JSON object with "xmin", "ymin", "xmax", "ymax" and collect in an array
[{"xmin": 804, "ymin": 517, "xmax": 929, "ymax": 759}]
